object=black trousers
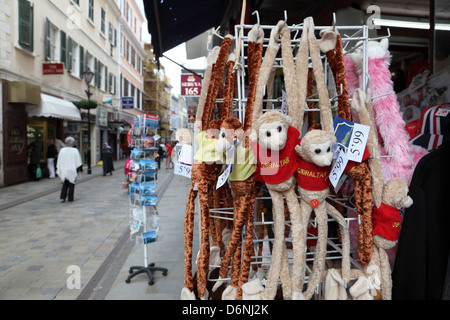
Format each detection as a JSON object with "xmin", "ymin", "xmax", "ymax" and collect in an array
[{"xmin": 60, "ymin": 179, "xmax": 75, "ymax": 201}]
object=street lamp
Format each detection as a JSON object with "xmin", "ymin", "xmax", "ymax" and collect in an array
[{"xmin": 84, "ymin": 68, "xmax": 94, "ymax": 174}]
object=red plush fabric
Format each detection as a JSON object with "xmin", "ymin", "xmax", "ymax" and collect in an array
[
  {"xmin": 295, "ymin": 157, "xmax": 332, "ymax": 191},
  {"xmin": 372, "ymin": 202, "xmax": 402, "ymax": 241}
]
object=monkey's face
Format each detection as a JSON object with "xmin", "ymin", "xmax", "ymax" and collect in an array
[
  {"xmin": 301, "ymin": 130, "xmax": 335, "ymax": 167},
  {"xmin": 216, "ymin": 127, "xmax": 244, "ymax": 153},
  {"xmin": 216, "ymin": 127, "xmax": 233, "ymax": 153},
  {"xmin": 258, "ymin": 120, "xmax": 289, "ymax": 151}
]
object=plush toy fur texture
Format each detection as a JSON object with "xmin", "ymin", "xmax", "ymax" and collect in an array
[
  {"xmin": 210, "ymin": 24, "xmax": 264, "ymax": 300},
  {"xmin": 182, "ymin": 35, "xmax": 233, "ymax": 300},
  {"xmin": 320, "ymin": 28, "xmax": 374, "ymax": 268},
  {"xmin": 347, "ymin": 38, "xmax": 428, "ymax": 185},
  {"xmin": 251, "ymin": 22, "xmax": 303, "ymax": 298},
  {"xmin": 372, "ymin": 178, "xmax": 412, "ymax": 300}
]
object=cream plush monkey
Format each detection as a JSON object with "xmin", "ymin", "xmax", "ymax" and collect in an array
[
  {"xmin": 286, "ymin": 17, "xmax": 352, "ymax": 300},
  {"xmin": 351, "ymin": 88, "xmax": 413, "ymax": 300},
  {"xmin": 249, "ymin": 20, "xmax": 306, "ymax": 300}
]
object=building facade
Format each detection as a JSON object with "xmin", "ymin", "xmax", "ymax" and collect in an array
[
  {"xmin": 0, "ymin": 0, "xmax": 127, "ymax": 186},
  {"xmin": 142, "ymin": 43, "xmax": 171, "ymax": 144},
  {"xmin": 117, "ymin": 0, "xmax": 147, "ymax": 153}
]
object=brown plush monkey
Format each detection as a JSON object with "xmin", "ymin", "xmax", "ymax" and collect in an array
[
  {"xmin": 212, "ymin": 24, "xmax": 264, "ymax": 300},
  {"xmin": 182, "ymin": 35, "xmax": 234, "ymax": 300}
]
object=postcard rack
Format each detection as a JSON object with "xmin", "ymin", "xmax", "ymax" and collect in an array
[{"xmin": 125, "ymin": 120, "xmax": 168, "ymax": 286}]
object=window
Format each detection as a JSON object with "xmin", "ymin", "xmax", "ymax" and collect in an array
[
  {"xmin": 68, "ymin": 38, "xmax": 80, "ymax": 77},
  {"xmin": 120, "ymin": 33, "xmax": 125, "ymax": 57},
  {"xmin": 18, "ymin": 0, "xmax": 34, "ymax": 51},
  {"xmin": 88, "ymin": 0, "xmax": 94, "ymax": 22},
  {"xmin": 134, "ymin": 17, "xmax": 136, "ymax": 34},
  {"xmin": 109, "ymin": 73, "xmax": 116, "ymax": 94},
  {"xmin": 127, "ymin": 6, "xmax": 131, "ymax": 25},
  {"xmin": 44, "ymin": 18, "xmax": 57, "ymax": 61},
  {"xmin": 127, "ymin": 40, "xmax": 131, "ymax": 64},
  {"xmin": 71, "ymin": 0, "xmax": 79, "ymax": 5},
  {"xmin": 100, "ymin": 7, "xmax": 105, "ymax": 35}
]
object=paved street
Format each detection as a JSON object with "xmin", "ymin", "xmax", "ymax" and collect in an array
[{"xmin": 0, "ymin": 160, "xmax": 197, "ymax": 300}]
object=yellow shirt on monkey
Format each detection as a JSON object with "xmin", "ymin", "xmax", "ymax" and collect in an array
[
  {"xmin": 228, "ymin": 143, "xmax": 256, "ymax": 182},
  {"xmin": 193, "ymin": 131, "xmax": 224, "ymax": 164}
]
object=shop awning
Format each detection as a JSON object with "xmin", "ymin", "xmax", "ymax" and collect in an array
[
  {"xmin": 143, "ymin": 0, "xmax": 235, "ymax": 62},
  {"xmin": 26, "ymin": 93, "xmax": 81, "ymax": 121}
]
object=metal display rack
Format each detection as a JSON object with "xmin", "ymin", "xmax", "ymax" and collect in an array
[{"xmin": 125, "ymin": 133, "xmax": 168, "ymax": 286}]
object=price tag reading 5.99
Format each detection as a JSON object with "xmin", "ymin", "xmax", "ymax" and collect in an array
[
  {"xmin": 329, "ymin": 148, "xmax": 349, "ymax": 188},
  {"xmin": 174, "ymin": 163, "xmax": 192, "ymax": 178},
  {"xmin": 346, "ymin": 123, "xmax": 370, "ymax": 163}
]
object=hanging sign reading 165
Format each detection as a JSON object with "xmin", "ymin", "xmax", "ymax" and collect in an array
[{"xmin": 181, "ymin": 74, "xmax": 202, "ymax": 97}]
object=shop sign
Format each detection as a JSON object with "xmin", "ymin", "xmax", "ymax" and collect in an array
[
  {"xmin": 102, "ymin": 95, "xmax": 112, "ymax": 104},
  {"xmin": 122, "ymin": 96, "xmax": 134, "ymax": 109},
  {"xmin": 97, "ymin": 108, "xmax": 108, "ymax": 127},
  {"xmin": 43, "ymin": 63, "xmax": 64, "ymax": 75},
  {"xmin": 181, "ymin": 73, "xmax": 202, "ymax": 97}
]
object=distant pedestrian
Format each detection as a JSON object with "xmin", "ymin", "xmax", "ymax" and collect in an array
[
  {"xmin": 156, "ymin": 144, "xmax": 164, "ymax": 169},
  {"xmin": 165, "ymin": 143, "xmax": 174, "ymax": 169},
  {"xmin": 28, "ymin": 142, "xmax": 41, "ymax": 181},
  {"xmin": 56, "ymin": 137, "xmax": 82, "ymax": 202},
  {"xmin": 101, "ymin": 142, "xmax": 114, "ymax": 176},
  {"xmin": 47, "ymin": 139, "xmax": 58, "ymax": 179}
]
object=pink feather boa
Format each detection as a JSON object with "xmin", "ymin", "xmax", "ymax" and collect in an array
[{"xmin": 344, "ymin": 53, "xmax": 428, "ymax": 185}]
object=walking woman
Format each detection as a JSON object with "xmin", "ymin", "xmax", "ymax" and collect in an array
[
  {"xmin": 56, "ymin": 137, "xmax": 82, "ymax": 202},
  {"xmin": 101, "ymin": 142, "xmax": 115, "ymax": 176}
]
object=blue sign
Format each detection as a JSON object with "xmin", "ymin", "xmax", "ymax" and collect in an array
[{"xmin": 122, "ymin": 96, "xmax": 134, "ymax": 109}]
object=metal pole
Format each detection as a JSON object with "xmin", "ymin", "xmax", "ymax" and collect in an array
[{"xmin": 86, "ymin": 86, "xmax": 92, "ymax": 174}]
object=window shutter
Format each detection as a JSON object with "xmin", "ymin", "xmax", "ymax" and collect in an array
[
  {"xmin": 67, "ymin": 37, "xmax": 73, "ymax": 72},
  {"xmin": 45, "ymin": 18, "xmax": 50, "ymax": 60},
  {"xmin": 18, "ymin": 0, "xmax": 33, "ymax": 51},
  {"xmin": 104, "ymin": 66, "xmax": 108, "ymax": 91},
  {"xmin": 94, "ymin": 57, "xmax": 98, "ymax": 87},
  {"xmin": 114, "ymin": 28, "xmax": 117, "ymax": 47},
  {"xmin": 60, "ymin": 30, "xmax": 66, "ymax": 67},
  {"xmin": 79, "ymin": 46, "xmax": 84, "ymax": 78}
]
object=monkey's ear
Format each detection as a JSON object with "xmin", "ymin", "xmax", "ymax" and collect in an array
[{"xmin": 285, "ymin": 115, "xmax": 292, "ymax": 126}]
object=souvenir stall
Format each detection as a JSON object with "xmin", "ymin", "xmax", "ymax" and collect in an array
[{"xmin": 179, "ymin": 8, "xmax": 429, "ymax": 301}]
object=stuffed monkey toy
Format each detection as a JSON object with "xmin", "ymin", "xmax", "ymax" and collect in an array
[
  {"xmin": 182, "ymin": 35, "xmax": 233, "ymax": 300},
  {"xmin": 319, "ymin": 26, "xmax": 374, "ymax": 268},
  {"xmin": 212, "ymin": 24, "xmax": 264, "ymax": 300},
  {"xmin": 249, "ymin": 20, "xmax": 303, "ymax": 300},
  {"xmin": 351, "ymin": 88, "xmax": 413, "ymax": 300},
  {"xmin": 286, "ymin": 17, "xmax": 350, "ymax": 300}
]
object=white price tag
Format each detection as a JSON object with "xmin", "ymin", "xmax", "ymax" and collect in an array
[
  {"xmin": 346, "ymin": 123, "xmax": 370, "ymax": 163},
  {"xmin": 174, "ymin": 163, "xmax": 192, "ymax": 178},
  {"xmin": 215, "ymin": 141, "xmax": 236, "ymax": 190},
  {"xmin": 216, "ymin": 165, "xmax": 231, "ymax": 189},
  {"xmin": 329, "ymin": 148, "xmax": 349, "ymax": 188},
  {"xmin": 178, "ymin": 144, "xmax": 194, "ymax": 165}
]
